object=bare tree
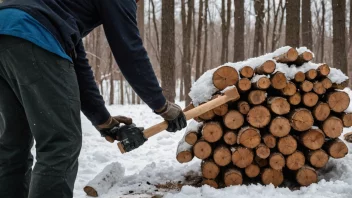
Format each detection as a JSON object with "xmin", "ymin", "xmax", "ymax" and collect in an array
[
  {"xmin": 302, "ymin": 0, "xmax": 313, "ymax": 50},
  {"xmin": 285, "ymin": 0, "xmax": 300, "ymax": 47},
  {"xmin": 320, "ymin": 0, "xmax": 325, "ymax": 63},
  {"xmin": 220, "ymin": 0, "xmax": 232, "ymax": 63},
  {"xmin": 234, "ymin": 0, "xmax": 245, "ymax": 62},
  {"xmin": 332, "ymin": 0, "xmax": 347, "ymax": 74},
  {"xmin": 202, "ymin": 0, "xmax": 209, "ymax": 73},
  {"xmin": 253, "ymin": 0, "xmax": 265, "ymax": 57},
  {"xmin": 195, "ymin": 0, "xmax": 204, "ymax": 80},
  {"xmin": 265, "ymin": 0, "xmax": 271, "ymax": 52},
  {"xmin": 109, "ymin": 51, "xmax": 114, "ymax": 105}
]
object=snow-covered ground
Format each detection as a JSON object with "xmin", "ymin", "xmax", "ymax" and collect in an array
[{"xmin": 70, "ymin": 102, "xmax": 352, "ymax": 198}]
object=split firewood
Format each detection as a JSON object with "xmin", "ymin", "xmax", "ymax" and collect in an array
[
  {"xmin": 273, "ymin": 47, "xmax": 298, "ymax": 63},
  {"xmin": 277, "ymin": 135, "xmax": 297, "ymax": 155},
  {"xmin": 256, "ymin": 143, "xmax": 270, "ymax": 159},
  {"xmin": 247, "ymin": 106, "xmax": 271, "ymax": 128},
  {"xmin": 321, "ymin": 116, "xmax": 343, "ymax": 138},
  {"xmin": 237, "ymin": 78, "xmax": 252, "ymax": 92},
  {"xmin": 341, "ymin": 113, "xmax": 352, "ymax": 127},
  {"xmin": 262, "ymin": 133, "xmax": 277, "ymax": 148},
  {"xmin": 202, "ymin": 179, "xmax": 219, "ymax": 188},
  {"xmin": 193, "ymin": 139, "xmax": 212, "ymax": 159},
  {"xmin": 212, "ymin": 66, "xmax": 239, "ymax": 90},
  {"xmin": 261, "ymin": 168, "xmax": 284, "ymax": 187},
  {"xmin": 321, "ymin": 77, "xmax": 332, "ymax": 89},
  {"xmin": 300, "ymin": 129, "xmax": 325, "ymax": 150},
  {"xmin": 231, "ymin": 147, "xmax": 254, "ymax": 168},
  {"xmin": 269, "ymin": 116, "xmax": 291, "ymax": 137},
  {"xmin": 326, "ymin": 91, "xmax": 350, "ymax": 113},
  {"xmin": 202, "ymin": 122, "xmax": 223, "ymax": 143},
  {"xmin": 223, "ymin": 131, "xmax": 237, "ymax": 145},
  {"xmin": 245, "ymin": 163, "xmax": 260, "ymax": 178},
  {"xmin": 255, "ymin": 60, "xmax": 276, "ymax": 75},
  {"xmin": 237, "ymin": 101, "xmax": 251, "ymax": 115},
  {"xmin": 223, "ymin": 168, "xmax": 243, "ymax": 186},
  {"xmin": 237, "ymin": 127, "xmax": 261, "ymax": 148},
  {"xmin": 248, "ymin": 90, "xmax": 266, "ymax": 105},
  {"xmin": 286, "ymin": 151, "xmax": 305, "ymax": 171},
  {"xmin": 289, "ymin": 108, "xmax": 314, "ymax": 131},
  {"xmin": 281, "ymin": 81, "xmax": 297, "ymax": 96},
  {"xmin": 312, "ymin": 102, "xmax": 330, "ymax": 121},
  {"xmin": 306, "ymin": 149, "xmax": 329, "ymax": 168},
  {"xmin": 293, "ymin": 51, "xmax": 313, "ymax": 66},
  {"xmin": 240, "ymin": 66, "xmax": 254, "ymax": 78},
  {"xmin": 296, "ymin": 165, "xmax": 318, "ymax": 186},
  {"xmin": 317, "ymin": 64, "xmax": 330, "ymax": 77},
  {"xmin": 324, "ymin": 139, "xmax": 348, "ymax": 159},
  {"xmin": 201, "ymin": 159, "xmax": 220, "ymax": 179},
  {"xmin": 300, "ymin": 80, "xmax": 314, "ymax": 92},
  {"xmin": 252, "ymin": 76, "xmax": 271, "ymax": 90},
  {"xmin": 305, "ymin": 69, "xmax": 317, "ymax": 81},
  {"xmin": 269, "ymin": 152, "xmax": 285, "ymax": 170},
  {"xmin": 267, "ymin": 97, "xmax": 290, "ymax": 115},
  {"xmin": 213, "ymin": 145, "xmax": 232, "ymax": 166},
  {"xmin": 289, "ymin": 92, "xmax": 302, "ymax": 105},
  {"xmin": 294, "ymin": 71, "xmax": 306, "ymax": 83},
  {"xmin": 223, "ymin": 110, "xmax": 244, "ymax": 130},
  {"xmin": 271, "ymin": 72, "xmax": 288, "ymax": 89},
  {"xmin": 302, "ymin": 92, "xmax": 319, "ymax": 107}
]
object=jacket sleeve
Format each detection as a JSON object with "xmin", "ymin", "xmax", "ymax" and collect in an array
[
  {"xmin": 96, "ymin": 0, "xmax": 166, "ymax": 111},
  {"xmin": 74, "ymin": 40, "xmax": 111, "ymax": 126}
]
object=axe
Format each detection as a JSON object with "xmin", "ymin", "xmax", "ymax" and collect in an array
[{"xmin": 117, "ymin": 86, "xmax": 240, "ymax": 153}]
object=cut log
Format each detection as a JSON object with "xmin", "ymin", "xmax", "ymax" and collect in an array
[
  {"xmin": 286, "ymin": 151, "xmax": 305, "ymax": 171},
  {"xmin": 269, "ymin": 152, "xmax": 286, "ymax": 170},
  {"xmin": 247, "ymin": 106, "xmax": 271, "ymax": 128},
  {"xmin": 237, "ymin": 78, "xmax": 252, "ymax": 92},
  {"xmin": 223, "ymin": 131, "xmax": 237, "ymax": 145},
  {"xmin": 281, "ymin": 82, "xmax": 297, "ymax": 96},
  {"xmin": 202, "ymin": 179, "xmax": 219, "ymax": 188},
  {"xmin": 317, "ymin": 64, "xmax": 330, "ymax": 77},
  {"xmin": 294, "ymin": 71, "xmax": 306, "ymax": 83},
  {"xmin": 202, "ymin": 122, "xmax": 223, "ymax": 143},
  {"xmin": 255, "ymin": 60, "xmax": 276, "ymax": 75},
  {"xmin": 193, "ymin": 139, "xmax": 212, "ymax": 159},
  {"xmin": 296, "ymin": 166, "xmax": 318, "ymax": 186},
  {"xmin": 256, "ymin": 143, "xmax": 270, "ymax": 159},
  {"xmin": 271, "ymin": 72, "xmax": 287, "ymax": 89},
  {"xmin": 223, "ymin": 168, "xmax": 243, "ymax": 186},
  {"xmin": 293, "ymin": 51, "xmax": 314, "ymax": 65},
  {"xmin": 267, "ymin": 97, "xmax": 290, "ymax": 115},
  {"xmin": 305, "ymin": 69, "xmax": 317, "ymax": 81},
  {"xmin": 245, "ymin": 163, "xmax": 260, "ymax": 178},
  {"xmin": 263, "ymin": 133, "xmax": 277, "ymax": 148},
  {"xmin": 289, "ymin": 92, "xmax": 302, "ymax": 106},
  {"xmin": 213, "ymin": 103, "xmax": 228, "ymax": 116},
  {"xmin": 185, "ymin": 132, "xmax": 199, "ymax": 145},
  {"xmin": 332, "ymin": 80, "xmax": 349, "ymax": 89},
  {"xmin": 237, "ymin": 127, "xmax": 261, "ymax": 148},
  {"xmin": 248, "ymin": 90, "xmax": 266, "ymax": 105},
  {"xmin": 223, "ymin": 110, "xmax": 244, "ymax": 130},
  {"xmin": 277, "ymin": 135, "xmax": 297, "ymax": 155},
  {"xmin": 201, "ymin": 159, "xmax": 220, "ymax": 179},
  {"xmin": 237, "ymin": 101, "xmax": 251, "ymax": 115},
  {"xmin": 198, "ymin": 103, "xmax": 216, "ymax": 120},
  {"xmin": 342, "ymin": 113, "xmax": 352, "ymax": 127},
  {"xmin": 273, "ymin": 47, "xmax": 298, "ymax": 63},
  {"xmin": 313, "ymin": 82, "xmax": 326, "ymax": 95},
  {"xmin": 213, "ymin": 145, "xmax": 232, "ymax": 166},
  {"xmin": 327, "ymin": 91, "xmax": 350, "ymax": 113},
  {"xmin": 269, "ymin": 116, "xmax": 291, "ymax": 137},
  {"xmin": 300, "ymin": 129, "xmax": 325, "ymax": 150},
  {"xmin": 302, "ymin": 92, "xmax": 319, "ymax": 107},
  {"xmin": 289, "ymin": 108, "xmax": 314, "ymax": 131},
  {"xmin": 183, "ymin": 121, "xmax": 203, "ymax": 145},
  {"xmin": 231, "ymin": 147, "xmax": 254, "ymax": 168},
  {"xmin": 252, "ymin": 76, "xmax": 271, "ymax": 90},
  {"xmin": 321, "ymin": 116, "xmax": 343, "ymax": 138},
  {"xmin": 324, "ymin": 139, "xmax": 348, "ymax": 159},
  {"xmin": 240, "ymin": 66, "xmax": 254, "ymax": 78},
  {"xmin": 312, "ymin": 102, "xmax": 330, "ymax": 121},
  {"xmin": 261, "ymin": 168, "xmax": 284, "ymax": 187},
  {"xmin": 300, "ymin": 80, "xmax": 314, "ymax": 92},
  {"xmin": 344, "ymin": 132, "xmax": 352, "ymax": 143},
  {"xmin": 212, "ymin": 66, "xmax": 239, "ymax": 90},
  {"xmin": 307, "ymin": 149, "xmax": 329, "ymax": 168},
  {"xmin": 321, "ymin": 77, "xmax": 332, "ymax": 89},
  {"xmin": 255, "ymin": 156, "xmax": 269, "ymax": 167},
  {"xmin": 176, "ymin": 141, "xmax": 194, "ymax": 163}
]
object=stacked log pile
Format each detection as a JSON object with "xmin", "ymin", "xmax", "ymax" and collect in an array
[{"xmin": 177, "ymin": 47, "xmax": 350, "ymax": 188}]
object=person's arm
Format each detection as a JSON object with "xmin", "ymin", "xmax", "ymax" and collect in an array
[
  {"xmin": 73, "ymin": 40, "xmax": 110, "ymax": 126},
  {"xmin": 96, "ymin": 0, "xmax": 166, "ymax": 111}
]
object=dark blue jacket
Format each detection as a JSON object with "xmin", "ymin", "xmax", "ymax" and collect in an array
[{"xmin": 0, "ymin": 0, "xmax": 166, "ymax": 125}]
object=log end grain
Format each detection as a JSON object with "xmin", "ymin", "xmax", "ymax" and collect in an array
[
  {"xmin": 224, "ymin": 168, "xmax": 243, "ymax": 186},
  {"xmin": 213, "ymin": 103, "xmax": 229, "ymax": 116},
  {"xmin": 237, "ymin": 78, "xmax": 252, "ymax": 92},
  {"xmin": 269, "ymin": 116, "xmax": 291, "ymax": 137},
  {"xmin": 203, "ymin": 122, "xmax": 223, "ymax": 143},
  {"xmin": 305, "ymin": 69, "xmax": 318, "ymax": 80},
  {"xmin": 327, "ymin": 92, "xmax": 350, "ymax": 113},
  {"xmin": 300, "ymin": 80, "xmax": 313, "ymax": 93},
  {"xmin": 282, "ymin": 81, "xmax": 297, "ymax": 96},
  {"xmin": 255, "ymin": 76, "xmax": 271, "ymax": 90},
  {"xmin": 289, "ymin": 92, "xmax": 302, "ymax": 106},
  {"xmin": 274, "ymin": 47, "xmax": 298, "ymax": 63},
  {"xmin": 269, "ymin": 153, "xmax": 286, "ymax": 170},
  {"xmin": 317, "ymin": 64, "xmax": 330, "ymax": 77},
  {"xmin": 176, "ymin": 151, "xmax": 194, "ymax": 163},
  {"xmin": 202, "ymin": 179, "xmax": 219, "ymax": 188},
  {"xmin": 213, "ymin": 146, "xmax": 232, "ymax": 166},
  {"xmin": 223, "ymin": 131, "xmax": 237, "ymax": 145},
  {"xmin": 240, "ymin": 66, "xmax": 254, "ymax": 78},
  {"xmin": 308, "ymin": 149, "xmax": 329, "ymax": 168},
  {"xmin": 322, "ymin": 117, "xmax": 343, "ymax": 138},
  {"xmin": 286, "ymin": 151, "xmax": 305, "ymax": 171},
  {"xmin": 185, "ymin": 132, "xmax": 198, "ymax": 145},
  {"xmin": 277, "ymin": 135, "xmax": 297, "ymax": 155},
  {"xmin": 325, "ymin": 139, "xmax": 348, "ymax": 159},
  {"xmin": 313, "ymin": 102, "xmax": 330, "ymax": 121},
  {"xmin": 248, "ymin": 90, "xmax": 267, "ymax": 105},
  {"xmin": 238, "ymin": 101, "xmax": 251, "ymax": 115},
  {"xmin": 301, "ymin": 129, "xmax": 325, "ymax": 150},
  {"xmin": 313, "ymin": 82, "xmax": 326, "ymax": 95},
  {"xmin": 255, "ymin": 60, "xmax": 276, "ymax": 74},
  {"xmin": 223, "ymin": 110, "xmax": 244, "ymax": 130},
  {"xmin": 296, "ymin": 166, "xmax": 318, "ymax": 186},
  {"xmin": 321, "ymin": 77, "xmax": 332, "ymax": 89},
  {"xmin": 245, "ymin": 164, "xmax": 260, "ymax": 178},
  {"xmin": 294, "ymin": 71, "xmax": 306, "ymax": 83},
  {"xmin": 302, "ymin": 92, "xmax": 319, "ymax": 107},
  {"xmin": 193, "ymin": 140, "xmax": 212, "ymax": 159},
  {"xmin": 268, "ymin": 97, "xmax": 291, "ymax": 115},
  {"xmin": 212, "ymin": 66, "xmax": 239, "ymax": 90},
  {"xmin": 271, "ymin": 72, "xmax": 287, "ymax": 89},
  {"xmin": 261, "ymin": 168, "xmax": 284, "ymax": 187},
  {"xmin": 238, "ymin": 127, "xmax": 261, "ymax": 148},
  {"xmin": 202, "ymin": 160, "xmax": 220, "ymax": 179},
  {"xmin": 290, "ymin": 108, "xmax": 314, "ymax": 131},
  {"xmin": 232, "ymin": 147, "xmax": 254, "ymax": 168},
  {"xmin": 263, "ymin": 133, "xmax": 277, "ymax": 148},
  {"xmin": 256, "ymin": 143, "xmax": 271, "ymax": 159},
  {"xmin": 342, "ymin": 113, "xmax": 352, "ymax": 127},
  {"xmin": 247, "ymin": 106, "xmax": 271, "ymax": 128}
]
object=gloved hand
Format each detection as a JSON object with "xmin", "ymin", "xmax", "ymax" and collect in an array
[
  {"xmin": 96, "ymin": 116, "xmax": 133, "ymax": 143},
  {"xmin": 155, "ymin": 101, "xmax": 187, "ymax": 132},
  {"xmin": 117, "ymin": 124, "xmax": 147, "ymax": 152}
]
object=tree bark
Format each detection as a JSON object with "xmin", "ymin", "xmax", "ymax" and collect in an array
[
  {"xmin": 195, "ymin": 0, "xmax": 204, "ymax": 80},
  {"xmin": 234, "ymin": 0, "xmax": 245, "ymax": 62},
  {"xmin": 253, "ymin": 0, "xmax": 265, "ymax": 57},
  {"xmin": 285, "ymin": 0, "xmax": 300, "ymax": 47},
  {"xmin": 301, "ymin": 0, "xmax": 313, "ymax": 50}
]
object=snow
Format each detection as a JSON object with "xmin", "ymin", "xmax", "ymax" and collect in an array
[{"xmin": 71, "ymin": 103, "xmax": 352, "ymax": 198}]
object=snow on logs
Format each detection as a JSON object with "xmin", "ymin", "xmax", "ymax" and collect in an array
[{"xmin": 178, "ymin": 46, "xmax": 350, "ymax": 189}]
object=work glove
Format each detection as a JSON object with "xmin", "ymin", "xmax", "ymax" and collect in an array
[
  {"xmin": 96, "ymin": 116, "xmax": 133, "ymax": 143},
  {"xmin": 155, "ymin": 101, "xmax": 187, "ymax": 132}
]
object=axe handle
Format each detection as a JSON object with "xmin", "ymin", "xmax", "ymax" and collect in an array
[{"xmin": 118, "ymin": 87, "xmax": 240, "ymax": 153}]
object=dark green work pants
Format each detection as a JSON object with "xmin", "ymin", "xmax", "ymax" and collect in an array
[{"xmin": 0, "ymin": 36, "xmax": 82, "ymax": 198}]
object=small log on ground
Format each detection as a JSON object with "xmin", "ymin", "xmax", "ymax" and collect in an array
[
  {"xmin": 232, "ymin": 147, "xmax": 254, "ymax": 168},
  {"xmin": 317, "ymin": 64, "xmax": 330, "ymax": 77},
  {"xmin": 277, "ymin": 135, "xmax": 297, "ymax": 155},
  {"xmin": 300, "ymin": 129, "xmax": 325, "ymax": 150},
  {"xmin": 269, "ymin": 116, "xmax": 291, "ymax": 137},
  {"xmin": 273, "ymin": 47, "xmax": 298, "ymax": 63},
  {"xmin": 321, "ymin": 116, "xmax": 343, "ymax": 138},
  {"xmin": 300, "ymin": 80, "xmax": 314, "ymax": 92},
  {"xmin": 213, "ymin": 145, "xmax": 232, "ymax": 166},
  {"xmin": 256, "ymin": 143, "xmax": 270, "ymax": 159},
  {"xmin": 224, "ymin": 168, "xmax": 243, "ymax": 186},
  {"xmin": 294, "ymin": 71, "xmax": 306, "ymax": 83},
  {"xmin": 237, "ymin": 101, "xmax": 251, "ymax": 115},
  {"xmin": 248, "ymin": 90, "xmax": 266, "ymax": 105},
  {"xmin": 296, "ymin": 166, "xmax": 318, "ymax": 186},
  {"xmin": 176, "ymin": 141, "xmax": 194, "ymax": 163},
  {"xmin": 307, "ymin": 149, "xmax": 329, "ymax": 168},
  {"xmin": 289, "ymin": 108, "xmax": 314, "ymax": 131},
  {"xmin": 327, "ymin": 91, "xmax": 350, "ymax": 113},
  {"xmin": 268, "ymin": 97, "xmax": 290, "ymax": 115},
  {"xmin": 263, "ymin": 133, "xmax": 277, "ymax": 148},
  {"xmin": 271, "ymin": 72, "xmax": 288, "ymax": 89},
  {"xmin": 223, "ymin": 131, "xmax": 237, "ymax": 145},
  {"xmin": 302, "ymin": 92, "xmax": 319, "ymax": 107},
  {"xmin": 202, "ymin": 122, "xmax": 223, "ymax": 143},
  {"xmin": 240, "ymin": 66, "xmax": 254, "ymax": 78},
  {"xmin": 201, "ymin": 159, "xmax": 220, "ymax": 179},
  {"xmin": 313, "ymin": 82, "xmax": 326, "ymax": 95},
  {"xmin": 269, "ymin": 152, "xmax": 286, "ymax": 170},
  {"xmin": 202, "ymin": 179, "xmax": 219, "ymax": 188},
  {"xmin": 255, "ymin": 156, "xmax": 269, "ymax": 167},
  {"xmin": 289, "ymin": 92, "xmax": 302, "ymax": 105},
  {"xmin": 324, "ymin": 139, "xmax": 348, "ymax": 159},
  {"xmin": 342, "ymin": 113, "xmax": 352, "ymax": 127},
  {"xmin": 261, "ymin": 168, "xmax": 284, "ymax": 187},
  {"xmin": 212, "ymin": 66, "xmax": 239, "ymax": 90},
  {"xmin": 321, "ymin": 77, "xmax": 332, "ymax": 89},
  {"xmin": 252, "ymin": 76, "xmax": 271, "ymax": 90},
  {"xmin": 247, "ymin": 106, "xmax": 271, "ymax": 128},
  {"xmin": 255, "ymin": 60, "xmax": 276, "ymax": 74},
  {"xmin": 286, "ymin": 151, "xmax": 305, "ymax": 171},
  {"xmin": 305, "ymin": 69, "xmax": 317, "ymax": 81},
  {"xmin": 223, "ymin": 110, "xmax": 244, "ymax": 130},
  {"xmin": 313, "ymin": 102, "xmax": 330, "ymax": 121},
  {"xmin": 282, "ymin": 82, "xmax": 297, "ymax": 96},
  {"xmin": 193, "ymin": 139, "xmax": 212, "ymax": 159},
  {"xmin": 293, "ymin": 51, "xmax": 313, "ymax": 65},
  {"xmin": 344, "ymin": 132, "xmax": 352, "ymax": 143},
  {"xmin": 245, "ymin": 163, "xmax": 260, "ymax": 178},
  {"xmin": 237, "ymin": 78, "xmax": 252, "ymax": 92},
  {"xmin": 237, "ymin": 127, "xmax": 261, "ymax": 148}
]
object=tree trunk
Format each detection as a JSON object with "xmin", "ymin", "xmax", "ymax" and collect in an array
[
  {"xmin": 119, "ymin": 73, "xmax": 124, "ymax": 105},
  {"xmin": 109, "ymin": 51, "xmax": 114, "ymax": 105},
  {"xmin": 301, "ymin": 0, "xmax": 312, "ymax": 50},
  {"xmin": 253, "ymin": 0, "xmax": 265, "ymax": 57},
  {"xmin": 285, "ymin": 0, "xmax": 300, "ymax": 47},
  {"xmin": 320, "ymin": 0, "xmax": 325, "ymax": 62},
  {"xmin": 234, "ymin": 0, "xmax": 245, "ymax": 62},
  {"xmin": 265, "ymin": 0, "xmax": 271, "ymax": 52},
  {"xmin": 195, "ymin": 0, "xmax": 204, "ymax": 80},
  {"xmin": 202, "ymin": 0, "xmax": 209, "ymax": 73},
  {"xmin": 220, "ymin": 0, "xmax": 231, "ymax": 63}
]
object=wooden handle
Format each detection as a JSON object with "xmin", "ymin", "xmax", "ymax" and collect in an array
[{"xmin": 118, "ymin": 87, "xmax": 240, "ymax": 153}]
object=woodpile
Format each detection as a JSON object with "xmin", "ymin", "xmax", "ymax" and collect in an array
[{"xmin": 177, "ymin": 47, "xmax": 350, "ymax": 188}]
